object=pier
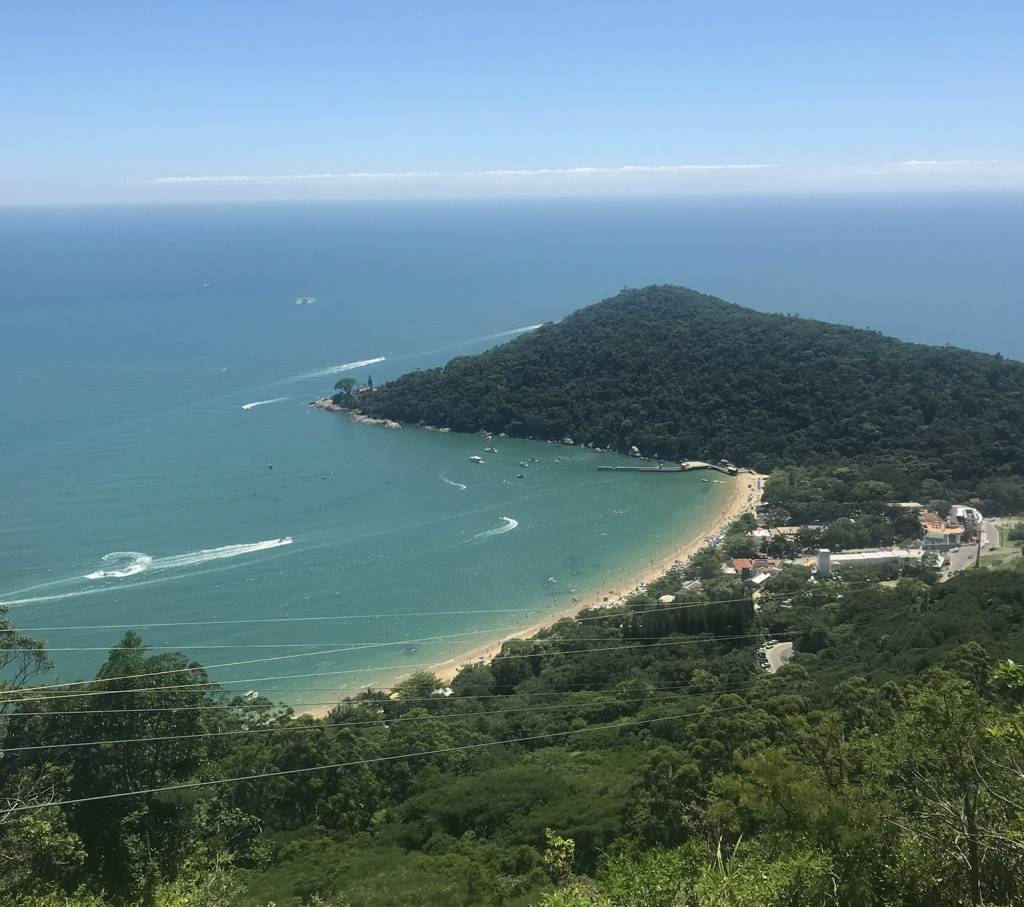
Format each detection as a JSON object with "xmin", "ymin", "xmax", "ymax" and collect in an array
[
  {"xmin": 681, "ymin": 460, "xmax": 739, "ymax": 475},
  {"xmin": 596, "ymin": 464, "xmax": 684, "ymax": 472},
  {"xmin": 597, "ymin": 460, "xmax": 739, "ymax": 475}
]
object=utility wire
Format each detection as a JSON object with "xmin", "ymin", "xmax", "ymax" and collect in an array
[
  {"xmin": 0, "ymin": 582, "xmax": 873, "ymax": 683},
  {"xmin": 0, "ymin": 684, "xmax": 764, "ymax": 754},
  {"xmin": 0, "ymin": 678, "xmax": 770, "ymax": 718},
  {"xmin": 1, "ymin": 629, "xmax": 826, "ymax": 706},
  {"xmin": 0, "ymin": 579, "xmax": 882, "ymax": 637},
  {"xmin": 0, "ymin": 595, "xmax": 750, "ymax": 635},
  {"xmin": 3, "ymin": 702, "xmax": 754, "ymax": 813}
]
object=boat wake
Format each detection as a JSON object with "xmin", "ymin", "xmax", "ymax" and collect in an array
[
  {"xmin": 469, "ymin": 516, "xmax": 519, "ymax": 541},
  {"xmin": 242, "ymin": 397, "xmax": 288, "ymax": 410},
  {"xmin": 297, "ymin": 356, "xmax": 386, "ymax": 380},
  {"xmin": 113, "ymin": 537, "xmax": 293, "ymax": 575},
  {"xmin": 475, "ymin": 324, "xmax": 544, "ymax": 343},
  {"xmin": 440, "ymin": 475, "xmax": 468, "ymax": 491},
  {"xmin": 411, "ymin": 325, "xmax": 543, "ymax": 359},
  {"xmin": 85, "ymin": 552, "xmax": 154, "ymax": 579},
  {"xmin": 0, "ymin": 537, "xmax": 294, "ymax": 608},
  {"xmin": 86, "ymin": 537, "xmax": 293, "ymax": 578}
]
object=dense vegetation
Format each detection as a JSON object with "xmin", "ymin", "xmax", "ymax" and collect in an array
[
  {"xmin": 3, "ymin": 562, "xmax": 1024, "ymax": 906},
  {"xmin": 349, "ymin": 285, "xmax": 1024, "ymax": 513},
  {"xmin": 5, "ymin": 286, "xmax": 1024, "ymax": 904}
]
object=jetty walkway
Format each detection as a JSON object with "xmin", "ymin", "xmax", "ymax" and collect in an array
[{"xmin": 597, "ymin": 460, "xmax": 738, "ymax": 475}]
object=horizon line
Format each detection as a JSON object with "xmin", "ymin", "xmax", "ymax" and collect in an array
[{"xmin": 3, "ymin": 186, "xmax": 1023, "ymax": 210}]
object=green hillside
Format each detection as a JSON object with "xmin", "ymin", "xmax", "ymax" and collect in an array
[
  {"xmin": 351, "ymin": 285, "xmax": 1024, "ymax": 508},
  {"xmin": 4, "ymin": 568, "xmax": 1024, "ymax": 907}
]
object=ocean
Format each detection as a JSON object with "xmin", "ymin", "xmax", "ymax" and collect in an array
[{"xmin": 1, "ymin": 194, "xmax": 1021, "ymax": 704}]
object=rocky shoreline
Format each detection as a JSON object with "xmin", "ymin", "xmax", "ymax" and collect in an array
[
  {"xmin": 309, "ymin": 397, "xmax": 659, "ymax": 458},
  {"xmin": 307, "ymin": 397, "xmax": 402, "ymax": 429}
]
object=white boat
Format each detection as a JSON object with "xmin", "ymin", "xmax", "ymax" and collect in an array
[
  {"xmin": 469, "ymin": 455, "xmax": 485, "ymax": 464},
  {"xmin": 484, "ymin": 447, "xmax": 498, "ymax": 453}
]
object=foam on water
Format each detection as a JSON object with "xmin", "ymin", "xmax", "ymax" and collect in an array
[
  {"xmin": 241, "ymin": 397, "xmax": 288, "ymax": 410},
  {"xmin": 25, "ymin": 537, "xmax": 294, "ymax": 591},
  {"xmin": 477, "ymin": 324, "xmax": 543, "ymax": 342},
  {"xmin": 85, "ymin": 552, "xmax": 154, "ymax": 579},
  {"xmin": 298, "ymin": 357, "xmax": 386, "ymax": 380},
  {"xmin": 470, "ymin": 516, "xmax": 519, "ymax": 541},
  {"xmin": 440, "ymin": 476, "xmax": 468, "ymax": 491},
  {"xmin": 411, "ymin": 324, "xmax": 544, "ymax": 359},
  {"xmin": 149, "ymin": 537, "xmax": 292, "ymax": 570},
  {"xmin": 0, "ymin": 556, "xmax": 290, "ymax": 608},
  {"xmin": 0, "ymin": 537, "xmax": 296, "ymax": 604}
]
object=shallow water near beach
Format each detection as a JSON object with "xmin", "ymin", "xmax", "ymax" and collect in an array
[{"xmin": 1, "ymin": 196, "xmax": 1020, "ymax": 703}]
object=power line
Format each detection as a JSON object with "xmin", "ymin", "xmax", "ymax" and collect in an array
[
  {"xmin": 0, "ymin": 581, "xmax": 874, "ymax": 682},
  {"xmin": 0, "ymin": 679, "xmax": 767, "ymax": 718},
  {"xmin": 0, "ymin": 608, "xmax": 563, "ymax": 633},
  {"xmin": 1, "ymin": 630, "xmax": 821, "ymax": 706},
  {"xmin": 0, "ymin": 595, "xmax": 752, "ymax": 636},
  {"xmin": 0, "ymin": 622, "xmax": 529, "ymax": 653},
  {"xmin": 3, "ymin": 702, "xmax": 753, "ymax": 813},
  {"xmin": 1, "ymin": 579, "xmax": 880, "ymax": 706},
  {"xmin": 0, "ymin": 684, "xmax": 764, "ymax": 754},
  {"xmin": 0, "ymin": 575, "xmax": 883, "ymax": 639},
  {"xmin": 3, "ymin": 624, "xmax": 766, "ymax": 696},
  {"xmin": 0, "ymin": 632, "xmax": 755, "ymax": 654}
]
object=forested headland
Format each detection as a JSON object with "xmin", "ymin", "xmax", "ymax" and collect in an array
[{"xmin": 347, "ymin": 284, "xmax": 1024, "ymax": 515}]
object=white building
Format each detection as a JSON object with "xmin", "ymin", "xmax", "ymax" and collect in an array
[
  {"xmin": 949, "ymin": 505, "xmax": 983, "ymax": 536},
  {"xmin": 816, "ymin": 547, "xmax": 925, "ymax": 573},
  {"xmin": 816, "ymin": 549, "xmax": 832, "ymax": 578}
]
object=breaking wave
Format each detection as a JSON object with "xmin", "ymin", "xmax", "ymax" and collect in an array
[
  {"xmin": 242, "ymin": 397, "xmax": 288, "ymax": 410},
  {"xmin": 470, "ymin": 516, "xmax": 519, "ymax": 541},
  {"xmin": 440, "ymin": 476, "xmax": 468, "ymax": 491}
]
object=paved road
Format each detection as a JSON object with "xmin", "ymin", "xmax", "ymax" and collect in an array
[
  {"xmin": 982, "ymin": 519, "xmax": 1002, "ymax": 551},
  {"xmin": 943, "ymin": 521, "xmax": 1004, "ymax": 576},
  {"xmin": 947, "ymin": 545, "xmax": 978, "ymax": 575}
]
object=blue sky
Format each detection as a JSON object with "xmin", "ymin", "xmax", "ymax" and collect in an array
[{"xmin": 2, "ymin": 0, "xmax": 1022, "ymax": 203}]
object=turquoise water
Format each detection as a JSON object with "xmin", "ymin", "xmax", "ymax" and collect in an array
[{"xmin": 1, "ymin": 195, "xmax": 1020, "ymax": 704}]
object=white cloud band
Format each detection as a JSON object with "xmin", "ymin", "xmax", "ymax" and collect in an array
[{"xmin": 152, "ymin": 163, "xmax": 776, "ymax": 184}]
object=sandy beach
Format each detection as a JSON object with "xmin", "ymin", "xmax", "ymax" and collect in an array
[{"xmin": 301, "ymin": 469, "xmax": 763, "ymax": 717}]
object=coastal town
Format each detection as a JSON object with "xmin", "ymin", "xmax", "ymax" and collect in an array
[{"xmin": 546, "ymin": 463, "xmax": 1022, "ymax": 680}]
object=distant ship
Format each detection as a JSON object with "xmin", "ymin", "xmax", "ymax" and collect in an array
[
  {"xmin": 469, "ymin": 455, "xmax": 485, "ymax": 464},
  {"xmin": 295, "ymin": 296, "xmax": 316, "ymax": 305},
  {"xmin": 484, "ymin": 446, "xmax": 497, "ymax": 453}
]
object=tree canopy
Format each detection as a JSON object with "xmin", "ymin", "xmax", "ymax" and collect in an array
[{"xmin": 350, "ymin": 285, "xmax": 1024, "ymax": 511}]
